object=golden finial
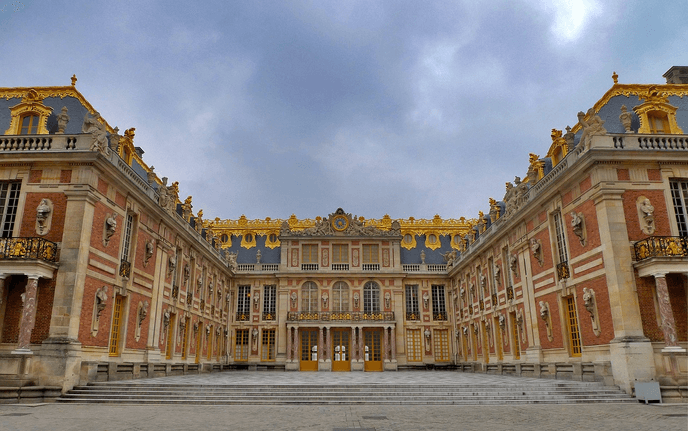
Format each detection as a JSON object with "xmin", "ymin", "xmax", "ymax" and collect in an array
[
  {"xmin": 71, "ymin": 74, "xmax": 77, "ymax": 86},
  {"xmin": 612, "ymin": 71, "xmax": 618, "ymax": 84}
]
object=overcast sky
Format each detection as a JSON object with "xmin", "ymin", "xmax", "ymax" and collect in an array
[{"xmin": 1, "ymin": 0, "xmax": 685, "ymax": 221}]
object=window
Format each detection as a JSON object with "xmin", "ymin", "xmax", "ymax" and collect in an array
[
  {"xmin": 488, "ymin": 257, "xmax": 496, "ymax": 296},
  {"xmin": 433, "ymin": 329, "xmax": 449, "ymax": 361},
  {"xmin": 301, "ymin": 281, "xmax": 318, "ymax": 312},
  {"xmin": 670, "ymin": 179, "xmax": 688, "ymax": 237},
  {"xmin": 121, "ymin": 213, "xmax": 135, "ymax": 262},
  {"xmin": 302, "ymin": 244, "xmax": 318, "ymax": 264},
  {"xmin": 108, "ymin": 295, "xmax": 125, "ymax": 357},
  {"xmin": 332, "ymin": 281, "xmax": 349, "ymax": 312},
  {"xmin": 406, "ymin": 329, "xmax": 422, "ymax": 362},
  {"xmin": 263, "ymin": 285, "xmax": 276, "ymax": 320},
  {"xmin": 362, "ymin": 244, "xmax": 379, "ymax": 263},
  {"xmin": 405, "ymin": 285, "xmax": 419, "ymax": 320},
  {"xmin": 235, "ymin": 329, "xmax": 249, "ymax": 361},
  {"xmin": 363, "ymin": 281, "xmax": 380, "ymax": 313},
  {"xmin": 237, "ymin": 285, "xmax": 251, "ymax": 319},
  {"xmin": 431, "ymin": 285, "xmax": 446, "ymax": 320},
  {"xmin": 332, "ymin": 244, "xmax": 348, "ymax": 263},
  {"xmin": 19, "ymin": 114, "xmax": 39, "ymax": 135},
  {"xmin": 648, "ymin": 111, "xmax": 670, "ymax": 133},
  {"xmin": 565, "ymin": 296, "xmax": 582, "ymax": 357},
  {"xmin": 0, "ymin": 182, "xmax": 21, "ymax": 238},
  {"xmin": 553, "ymin": 211, "xmax": 570, "ymax": 280},
  {"xmin": 262, "ymin": 328, "xmax": 276, "ymax": 361}
]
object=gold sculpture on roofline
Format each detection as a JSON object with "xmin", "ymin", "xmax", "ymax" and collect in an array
[{"xmin": 206, "ymin": 214, "xmax": 479, "ymax": 250}]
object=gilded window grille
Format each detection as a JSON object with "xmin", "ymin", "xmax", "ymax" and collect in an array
[
  {"xmin": 506, "ymin": 285, "xmax": 514, "ymax": 301},
  {"xmin": 633, "ymin": 236, "xmax": 688, "ymax": 261},
  {"xmin": 119, "ymin": 259, "xmax": 131, "ymax": 278},
  {"xmin": 556, "ymin": 261, "xmax": 570, "ymax": 280}
]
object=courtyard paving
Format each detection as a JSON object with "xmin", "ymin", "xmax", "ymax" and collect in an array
[{"xmin": 0, "ymin": 371, "xmax": 686, "ymax": 430}]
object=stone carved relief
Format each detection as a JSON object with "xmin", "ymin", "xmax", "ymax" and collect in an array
[
  {"xmin": 570, "ymin": 212, "xmax": 585, "ymax": 245},
  {"xmin": 503, "ymin": 176, "xmax": 530, "ymax": 219},
  {"xmin": 252, "ymin": 328, "xmax": 259, "ymax": 351},
  {"xmin": 619, "ymin": 105, "xmax": 633, "ymax": 133},
  {"xmin": 103, "ymin": 212, "xmax": 117, "ymax": 246},
  {"xmin": 498, "ymin": 314, "xmax": 508, "ymax": 346},
  {"xmin": 441, "ymin": 249, "xmax": 458, "ymax": 269},
  {"xmin": 384, "ymin": 292, "xmax": 391, "ymax": 310},
  {"xmin": 253, "ymin": 291, "xmax": 259, "ymax": 309},
  {"xmin": 35, "ymin": 198, "xmax": 52, "ymax": 235},
  {"xmin": 422, "ymin": 291, "xmax": 430, "ymax": 310},
  {"xmin": 143, "ymin": 240, "xmax": 154, "ymax": 267},
  {"xmin": 509, "ymin": 254, "xmax": 519, "ymax": 278},
  {"xmin": 539, "ymin": 301, "xmax": 553, "ymax": 342},
  {"xmin": 158, "ymin": 177, "xmax": 179, "ymax": 213},
  {"xmin": 530, "ymin": 239, "xmax": 544, "ymax": 267},
  {"xmin": 256, "ymin": 250, "xmax": 262, "ymax": 264},
  {"xmin": 494, "ymin": 265, "xmax": 501, "ymax": 286},
  {"xmin": 82, "ymin": 112, "xmax": 109, "ymax": 155},
  {"xmin": 424, "ymin": 329, "xmax": 431, "ymax": 352},
  {"xmin": 480, "ymin": 275, "xmax": 487, "ymax": 296},
  {"xmin": 485, "ymin": 320, "xmax": 493, "ymax": 347},
  {"xmin": 353, "ymin": 292, "xmax": 360, "ymax": 309},
  {"xmin": 420, "ymin": 250, "xmax": 426, "ymax": 264},
  {"xmin": 281, "ymin": 208, "xmax": 401, "ymax": 237},
  {"xmin": 577, "ymin": 108, "xmax": 607, "ymax": 150},
  {"xmin": 290, "ymin": 291, "xmax": 298, "ymax": 309},
  {"xmin": 167, "ymin": 254, "xmax": 177, "ymax": 277},
  {"xmin": 91, "ymin": 286, "xmax": 108, "ymax": 337},
  {"xmin": 583, "ymin": 287, "xmax": 601, "ymax": 337},
  {"xmin": 182, "ymin": 263, "xmax": 190, "ymax": 284},
  {"xmin": 227, "ymin": 252, "xmax": 238, "ymax": 272},
  {"xmin": 322, "ymin": 291, "xmax": 329, "ymax": 309},
  {"xmin": 135, "ymin": 301, "xmax": 149, "ymax": 341},
  {"xmin": 637, "ymin": 197, "xmax": 656, "ymax": 235}
]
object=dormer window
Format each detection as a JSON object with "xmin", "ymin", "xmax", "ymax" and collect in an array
[
  {"xmin": 647, "ymin": 111, "xmax": 670, "ymax": 134},
  {"xmin": 19, "ymin": 114, "xmax": 40, "ymax": 135}
]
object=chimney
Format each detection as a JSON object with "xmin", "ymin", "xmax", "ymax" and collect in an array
[{"xmin": 663, "ymin": 66, "xmax": 688, "ymax": 84}]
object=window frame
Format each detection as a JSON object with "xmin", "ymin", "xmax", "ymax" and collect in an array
[
  {"xmin": 332, "ymin": 281, "xmax": 349, "ymax": 312},
  {"xmin": 0, "ymin": 182, "xmax": 21, "ymax": 238},
  {"xmin": 670, "ymin": 179, "xmax": 688, "ymax": 237},
  {"xmin": 405, "ymin": 285, "xmax": 419, "ymax": 320},
  {"xmin": 363, "ymin": 281, "xmax": 380, "ymax": 313},
  {"xmin": 301, "ymin": 281, "xmax": 319, "ymax": 312},
  {"xmin": 431, "ymin": 284, "xmax": 447, "ymax": 321},
  {"xmin": 362, "ymin": 244, "xmax": 379, "ymax": 264},
  {"xmin": 302, "ymin": 244, "xmax": 318, "ymax": 264}
]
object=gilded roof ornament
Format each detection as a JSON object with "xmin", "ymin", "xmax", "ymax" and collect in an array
[
  {"xmin": 612, "ymin": 71, "xmax": 618, "ymax": 84},
  {"xmin": 71, "ymin": 75, "xmax": 77, "ymax": 86}
]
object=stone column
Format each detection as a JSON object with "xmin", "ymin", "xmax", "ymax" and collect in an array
[
  {"xmin": 286, "ymin": 326, "xmax": 292, "ymax": 361},
  {"xmin": 293, "ymin": 327, "xmax": 299, "ymax": 361},
  {"xmin": 653, "ymin": 274, "xmax": 684, "ymax": 352},
  {"xmin": 359, "ymin": 327, "xmax": 365, "ymax": 361},
  {"xmin": 383, "ymin": 327, "xmax": 389, "ymax": 361},
  {"xmin": 326, "ymin": 327, "xmax": 331, "ymax": 361},
  {"xmin": 351, "ymin": 327, "xmax": 357, "ymax": 361},
  {"xmin": 13, "ymin": 276, "xmax": 40, "ymax": 353},
  {"xmin": 390, "ymin": 326, "xmax": 396, "ymax": 360}
]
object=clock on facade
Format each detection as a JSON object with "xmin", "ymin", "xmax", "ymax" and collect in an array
[{"xmin": 332, "ymin": 215, "xmax": 349, "ymax": 231}]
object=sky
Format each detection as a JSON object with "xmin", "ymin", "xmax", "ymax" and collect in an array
[{"xmin": 1, "ymin": 0, "xmax": 686, "ymax": 221}]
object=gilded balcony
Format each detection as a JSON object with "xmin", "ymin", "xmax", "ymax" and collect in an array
[
  {"xmin": 0, "ymin": 237, "xmax": 58, "ymax": 263},
  {"xmin": 634, "ymin": 236, "xmax": 688, "ymax": 261},
  {"xmin": 556, "ymin": 261, "xmax": 570, "ymax": 280}
]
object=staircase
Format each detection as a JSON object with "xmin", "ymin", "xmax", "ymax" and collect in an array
[{"xmin": 58, "ymin": 380, "xmax": 634, "ymax": 405}]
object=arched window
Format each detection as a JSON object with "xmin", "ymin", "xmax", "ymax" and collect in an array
[
  {"xmin": 363, "ymin": 281, "xmax": 380, "ymax": 313},
  {"xmin": 332, "ymin": 281, "xmax": 349, "ymax": 312},
  {"xmin": 301, "ymin": 281, "xmax": 318, "ymax": 312}
]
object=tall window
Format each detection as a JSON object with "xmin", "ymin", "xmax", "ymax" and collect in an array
[
  {"xmin": 0, "ymin": 182, "xmax": 20, "ymax": 238},
  {"xmin": 553, "ymin": 211, "xmax": 568, "ymax": 264},
  {"xmin": 301, "ymin": 281, "xmax": 318, "ymax": 312},
  {"xmin": 262, "ymin": 328, "xmax": 276, "ymax": 361},
  {"xmin": 670, "ymin": 179, "xmax": 688, "ymax": 236},
  {"xmin": 332, "ymin": 244, "xmax": 348, "ymax": 263},
  {"xmin": 406, "ymin": 329, "xmax": 422, "ymax": 362},
  {"xmin": 263, "ymin": 285, "xmax": 276, "ymax": 320},
  {"xmin": 332, "ymin": 281, "xmax": 349, "ymax": 312},
  {"xmin": 302, "ymin": 244, "xmax": 318, "ymax": 264},
  {"xmin": 235, "ymin": 329, "xmax": 249, "ymax": 361},
  {"xmin": 362, "ymin": 244, "xmax": 379, "ymax": 263},
  {"xmin": 121, "ymin": 213, "xmax": 135, "ymax": 263},
  {"xmin": 488, "ymin": 257, "xmax": 496, "ymax": 295},
  {"xmin": 363, "ymin": 281, "xmax": 380, "ymax": 313},
  {"xmin": 19, "ymin": 114, "xmax": 39, "ymax": 135},
  {"xmin": 565, "ymin": 296, "xmax": 582, "ymax": 357},
  {"xmin": 431, "ymin": 285, "xmax": 446, "ymax": 320},
  {"xmin": 405, "ymin": 285, "xmax": 419, "ymax": 320},
  {"xmin": 510, "ymin": 313, "xmax": 520, "ymax": 360},
  {"xmin": 433, "ymin": 329, "xmax": 449, "ymax": 361},
  {"xmin": 108, "ymin": 295, "xmax": 125, "ymax": 357},
  {"xmin": 165, "ymin": 313, "xmax": 176, "ymax": 360},
  {"xmin": 237, "ymin": 285, "xmax": 251, "ymax": 319}
]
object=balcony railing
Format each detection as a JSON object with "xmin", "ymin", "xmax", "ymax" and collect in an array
[
  {"xmin": 491, "ymin": 293, "xmax": 498, "ymax": 306},
  {"xmin": 301, "ymin": 263, "xmax": 319, "ymax": 271},
  {"xmin": 287, "ymin": 311, "xmax": 395, "ymax": 322},
  {"xmin": 406, "ymin": 311, "xmax": 420, "ymax": 321},
  {"xmin": 506, "ymin": 285, "xmax": 514, "ymax": 301},
  {"xmin": 0, "ymin": 237, "xmax": 58, "ymax": 263},
  {"xmin": 479, "ymin": 299, "xmax": 484, "ymax": 311},
  {"xmin": 119, "ymin": 259, "xmax": 131, "ymax": 278},
  {"xmin": 171, "ymin": 284, "xmax": 179, "ymax": 300},
  {"xmin": 402, "ymin": 264, "xmax": 420, "ymax": 272},
  {"xmin": 427, "ymin": 264, "xmax": 447, "ymax": 272},
  {"xmin": 331, "ymin": 263, "xmax": 349, "ymax": 271},
  {"xmin": 262, "ymin": 312, "xmax": 276, "ymax": 321},
  {"xmin": 362, "ymin": 263, "xmax": 380, "ymax": 271},
  {"xmin": 634, "ymin": 236, "xmax": 688, "ymax": 261},
  {"xmin": 556, "ymin": 261, "xmax": 570, "ymax": 280},
  {"xmin": 186, "ymin": 291, "xmax": 193, "ymax": 305},
  {"xmin": 433, "ymin": 312, "xmax": 447, "ymax": 321},
  {"xmin": 236, "ymin": 312, "xmax": 250, "ymax": 322}
]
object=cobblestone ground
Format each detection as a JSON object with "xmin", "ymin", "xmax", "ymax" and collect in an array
[{"xmin": 0, "ymin": 403, "xmax": 686, "ymax": 431}]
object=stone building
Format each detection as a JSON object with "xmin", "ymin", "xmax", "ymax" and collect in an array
[{"xmin": 0, "ymin": 68, "xmax": 686, "ymax": 400}]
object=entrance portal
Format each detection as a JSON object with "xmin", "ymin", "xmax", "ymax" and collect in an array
[
  {"xmin": 300, "ymin": 328, "xmax": 318, "ymax": 371},
  {"xmin": 331, "ymin": 328, "xmax": 350, "ymax": 372},
  {"xmin": 363, "ymin": 328, "xmax": 382, "ymax": 372}
]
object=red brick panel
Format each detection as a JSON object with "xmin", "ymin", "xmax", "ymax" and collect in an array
[
  {"xmin": 622, "ymin": 189, "xmax": 671, "ymax": 241},
  {"xmin": 19, "ymin": 192, "xmax": 67, "ymax": 242}
]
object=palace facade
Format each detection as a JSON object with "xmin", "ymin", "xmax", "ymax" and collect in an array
[{"xmin": 0, "ymin": 69, "xmax": 686, "ymax": 400}]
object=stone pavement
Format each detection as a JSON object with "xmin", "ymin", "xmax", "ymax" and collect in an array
[{"xmin": 0, "ymin": 402, "xmax": 686, "ymax": 431}]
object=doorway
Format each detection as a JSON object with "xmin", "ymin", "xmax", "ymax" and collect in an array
[
  {"xmin": 331, "ymin": 328, "xmax": 350, "ymax": 372},
  {"xmin": 363, "ymin": 328, "xmax": 382, "ymax": 372},
  {"xmin": 300, "ymin": 328, "xmax": 318, "ymax": 371}
]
